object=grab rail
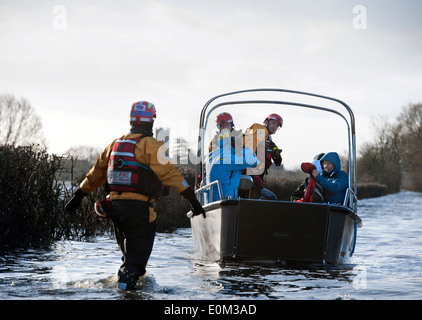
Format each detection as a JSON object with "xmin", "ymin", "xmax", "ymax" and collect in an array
[
  {"xmin": 195, "ymin": 88, "xmax": 358, "ymax": 211},
  {"xmin": 195, "ymin": 180, "xmax": 223, "ymax": 203},
  {"xmin": 343, "ymin": 187, "xmax": 358, "ymax": 211}
]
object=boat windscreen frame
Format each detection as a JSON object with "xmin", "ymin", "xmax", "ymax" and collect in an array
[{"xmin": 196, "ymin": 88, "xmax": 357, "ymax": 207}]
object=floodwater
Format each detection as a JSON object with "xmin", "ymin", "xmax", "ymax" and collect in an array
[{"xmin": 1, "ymin": 191, "xmax": 421, "ymax": 300}]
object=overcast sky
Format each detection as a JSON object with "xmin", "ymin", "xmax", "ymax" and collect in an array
[{"xmin": 1, "ymin": 0, "xmax": 421, "ymax": 169}]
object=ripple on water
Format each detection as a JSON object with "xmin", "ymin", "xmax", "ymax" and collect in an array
[{"xmin": 1, "ymin": 191, "xmax": 422, "ymax": 299}]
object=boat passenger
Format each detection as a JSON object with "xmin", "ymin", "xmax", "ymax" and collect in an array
[
  {"xmin": 206, "ymin": 113, "xmax": 257, "ymax": 202},
  {"xmin": 196, "ymin": 112, "xmax": 244, "ymax": 188},
  {"xmin": 209, "ymin": 112, "xmax": 243, "ymax": 153},
  {"xmin": 309, "ymin": 152, "xmax": 349, "ymax": 205},
  {"xmin": 312, "ymin": 153, "xmax": 325, "ymax": 173},
  {"xmin": 291, "ymin": 153, "xmax": 326, "ymax": 202},
  {"xmin": 245, "ymin": 113, "xmax": 283, "ymax": 200}
]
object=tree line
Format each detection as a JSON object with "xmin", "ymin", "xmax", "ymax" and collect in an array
[
  {"xmin": 2, "ymin": 93, "xmax": 421, "ymax": 193},
  {"xmin": 1, "ymin": 93, "xmax": 421, "ymax": 247},
  {"xmin": 358, "ymin": 103, "xmax": 422, "ymax": 193}
]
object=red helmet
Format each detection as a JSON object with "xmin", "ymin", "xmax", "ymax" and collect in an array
[
  {"xmin": 130, "ymin": 101, "xmax": 156, "ymax": 125},
  {"xmin": 264, "ymin": 113, "xmax": 283, "ymax": 127},
  {"xmin": 216, "ymin": 112, "xmax": 234, "ymax": 129}
]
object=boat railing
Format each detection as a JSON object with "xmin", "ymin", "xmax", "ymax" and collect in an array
[
  {"xmin": 344, "ymin": 187, "xmax": 358, "ymax": 212},
  {"xmin": 195, "ymin": 180, "xmax": 223, "ymax": 204},
  {"xmin": 195, "ymin": 88, "xmax": 358, "ymax": 206}
]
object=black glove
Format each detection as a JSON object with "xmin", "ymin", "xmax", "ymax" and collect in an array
[
  {"xmin": 181, "ymin": 187, "xmax": 206, "ymax": 218},
  {"xmin": 65, "ymin": 188, "xmax": 87, "ymax": 214},
  {"xmin": 271, "ymin": 148, "xmax": 282, "ymax": 166},
  {"xmin": 267, "ymin": 140, "xmax": 282, "ymax": 166}
]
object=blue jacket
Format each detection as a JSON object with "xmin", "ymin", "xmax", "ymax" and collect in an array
[
  {"xmin": 314, "ymin": 152, "xmax": 349, "ymax": 205},
  {"xmin": 206, "ymin": 137, "xmax": 257, "ymax": 202}
]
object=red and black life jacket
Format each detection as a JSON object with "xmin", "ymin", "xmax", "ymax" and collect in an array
[{"xmin": 107, "ymin": 136, "xmax": 162, "ymax": 199}]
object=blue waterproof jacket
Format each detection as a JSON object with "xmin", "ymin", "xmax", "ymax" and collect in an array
[
  {"xmin": 314, "ymin": 152, "xmax": 349, "ymax": 205},
  {"xmin": 206, "ymin": 135, "xmax": 257, "ymax": 202}
]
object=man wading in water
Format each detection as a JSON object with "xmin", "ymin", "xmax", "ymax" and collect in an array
[{"xmin": 65, "ymin": 101, "xmax": 205, "ymax": 290}]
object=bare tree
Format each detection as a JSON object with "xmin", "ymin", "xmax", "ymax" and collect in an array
[
  {"xmin": 357, "ymin": 115, "xmax": 402, "ymax": 193},
  {"xmin": 64, "ymin": 145, "xmax": 103, "ymax": 165},
  {"xmin": 0, "ymin": 94, "xmax": 44, "ymax": 146},
  {"xmin": 398, "ymin": 103, "xmax": 422, "ymax": 145},
  {"xmin": 358, "ymin": 104, "xmax": 422, "ymax": 192},
  {"xmin": 397, "ymin": 103, "xmax": 422, "ymax": 190}
]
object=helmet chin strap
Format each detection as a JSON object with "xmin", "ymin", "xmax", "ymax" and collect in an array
[{"xmin": 130, "ymin": 123, "xmax": 154, "ymax": 136}]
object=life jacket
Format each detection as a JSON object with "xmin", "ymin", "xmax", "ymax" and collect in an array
[
  {"xmin": 294, "ymin": 162, "xmax": 326, "ymax": 203},
  {"xmin": 107, "ymin": 136, "xmax": 162, "ymax": 199},
  {"xmin": 298, "ymin": 177, "xmax": 325, "ymax": 203}
]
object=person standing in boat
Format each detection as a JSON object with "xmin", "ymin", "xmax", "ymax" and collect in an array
[
  {"xmin": 245, "ymin": 113, "xmax": 283, "ymax": 200},
  {"xmin": 64, "ymin": 101, "xmax": 205, "ymax": 291},
  {"xmin": 206, "ymin": 112, "xmax": 257, "ymax": 202},
  {"xmin": 309, "ymin": 152, "xmax": 349, "ymax": 205}
]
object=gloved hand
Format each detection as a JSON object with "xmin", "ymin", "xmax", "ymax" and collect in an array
[
  {"xmin": 301, "ymin": 162, "xmax": 317, "ymax": 174},
  {"xmin": 218, "ymin": 129, "xmax": 231, "ymax": 141},
  {"xmin": 65, "ymin": 188, "xmax": 87, "ymax": 214},
  {"xmin": 267, "ymin": 141, "xmax": 282, "ymax": 166},
  {"xmin": 181, "ymin": 187, "xmax": 206, "ymax": 218},
  {"xmin": 271, "ymin": 148, "xmax": 282, "ymax": 166}
]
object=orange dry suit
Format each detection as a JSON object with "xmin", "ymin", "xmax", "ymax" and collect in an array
[{"xmin": 79, "ymin": 132, "xmax": 190, "ymax": 222}]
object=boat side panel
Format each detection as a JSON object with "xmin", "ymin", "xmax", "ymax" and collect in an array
[
  {"xmin": 190, "ymin": 207, "xmax": 222, "ymax": 260},
  {"xmin": 235, "ymin": 200, "xmax": 330, "ymax": 262},
  {"xmin": 220, "ymin": 205, "xmax": 239, "ymax": 258},
  {"xmin": 190, "ymin": 203, "xmax": 238, "ymax": 261},
  {"xmin": 325, "ymin": 208, "xmax": 357, "ymax": 264}
]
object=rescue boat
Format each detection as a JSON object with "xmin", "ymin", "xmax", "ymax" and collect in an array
[{"xmin": 189, "ymin": 89, "xmax": 362, "ymax": 265}]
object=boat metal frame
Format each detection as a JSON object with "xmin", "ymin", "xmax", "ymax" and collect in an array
[
  {"xmin": 191, "ymin": 88, "xmax": 361, "ymax": 264},
  {"xmin": 195, "ymin": 88, "xmax": 358, "ymax": 210}
]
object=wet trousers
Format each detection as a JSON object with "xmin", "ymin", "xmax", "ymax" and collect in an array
[{"xmin": 111, "ymin": 200, "xmax": 156, "ymax": 289}]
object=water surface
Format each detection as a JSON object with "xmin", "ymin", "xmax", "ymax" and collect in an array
[{"xmin": 1, "ymin": 191, "xmax": 421, "ymax": 300}]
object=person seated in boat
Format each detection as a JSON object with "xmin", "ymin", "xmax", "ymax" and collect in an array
[
  {"xmin": 206, "ymin": 113, "xmax": 257, "ymax": 202},
  {"xmin": 197, "ymin": 113, "xmax": 244, "ymax": 188},
  {"xmin": 309, "ymin": 152, "xmax": 348, "ymax": 205},
  {"xmin": 244, "ymin": 113, "xmax": 283, "ymax": 200},
  {"xmin": 208, "ymin": 112, "xmax": 244, "ymax": 152},
  {"xmin": 311, "ymin": 153, "xmax": 325, "ymax": 173},
  {"xmin": 291, "ymin": 153, "xmax": 326, "ymax": 202}
]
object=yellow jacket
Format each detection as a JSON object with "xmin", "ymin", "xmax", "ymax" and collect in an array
[
  {"xmin": 245, "ymin": 123, "xmax": 269, "ymax": 152},
  {"xmin": 244, "ymin": 123, "xmax": 268, "ymax": 176},
  {"xmin": 79, "ymin": 133, "xmax": 190, "ymax": 222}
]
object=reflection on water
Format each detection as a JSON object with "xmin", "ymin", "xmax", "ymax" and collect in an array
[
  {"xmin": 190, "ymin": 260, "xmax": 360, "ymax": 300},
  {"xmin": 1, "ymin": 191, "xmax": 422, "ymax": 300},
  {"xmin": 216, "ymin": 264, "xmax": 355, "ymax": 298}
]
